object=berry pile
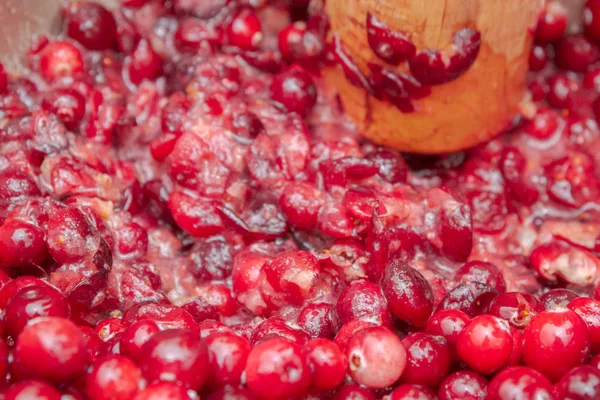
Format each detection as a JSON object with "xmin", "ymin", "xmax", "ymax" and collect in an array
[{"xmin": 0, "ymin": 0, "xmax": 600, "ymax": 399}]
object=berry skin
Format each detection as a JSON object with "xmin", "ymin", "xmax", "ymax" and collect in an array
[{"xmin": 456, "ymin": 315, "xmax": 513, "ymax": 375}]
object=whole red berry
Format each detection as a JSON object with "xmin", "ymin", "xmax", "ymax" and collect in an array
[
  {"xmin": 568, "ymin": 297, "xmax": 600, "ymax": 353},
  {"xmin": 245, "ymin": 337, "xmax": 311, "ymax": 400},
  {"xmin": 205, "ymin": 331, "xmax": 251, "ymax": 388},
  {"xmin": 120, "ymin": 320, "xmax": 160, "ymax": 362},
  {"xmin": 87, "ymin": 355, "xmax": 141, "ymax": 400},
  {"xmin": 584, "ymin": 0, "xmax": 600, "ymax": 42},
  {"xmin": 346, "ymin": 326, "xmax": 406, "ymax": 389},
  {"xmin": 555, "ymin": 365, "xmax": 600, "ymax": 399},
  {"xmin": 456, "ymin": 315, "xmax": 513, "ymax": 375},
  {"xmin": 522, "ymin": 308, "xmax": 590, "ymax": 381},
  {"xmin": 140, "ymin": 329, "xmax": 209, "ymax": 391},
  {"xmin": 5, "ymin": 379, "xmax": 62, "ymax": 400},
  {"xmin": 4, "ymin": 284, "xmax": 70, "ymax": 339},
  {"xmin": 132, "ymin": 382, "xmax": 190, "ymax": 400},
  {"xmin": 388, "ymin": 384, "xmax": 437, "ymax": 400},
  {"xmin": 0, "ymin": 219, "xmax": 48, "ymax": 270},
  {"xmin": 63, "ymin": 2, "xmax": 117, "ymax": 50},
  {"xmin": 13, "ymin": 317, "xmax": 89, "ymax": 383},
  {"xmin": 270, "ymin": 65, "xmax": 317, "ymax": 116},
  {"xmin": 304, "ymin": 338, "xmax": 347, "ymax": 390},
  {"xmin": 226, "ymin": 9, "xmax": 262, "ymax": 50},
  {"xmin": 128, "ymin": 39, "xmax": 163, "ymax": 85},
  {"xmin": 39, "ymin": 41, "xmax": 84, "ymax": 82},
  {"xmin": 42, "ymin": 88, "xmax": 86, "ymax": 131},
  {"xmin": 438, "ymin": 371, "xmax": 487, "ymax": 400},
  {"xmin": 486, "ymin": 366, "xmax": 554, "ymax": 400},
  {"xmin": 401, "ymin": 332, "xmax": 451, "ymax": 387}
]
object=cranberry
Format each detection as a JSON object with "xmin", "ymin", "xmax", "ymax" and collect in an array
[
  {"xmin": 409, "ymin": 28, "xmax": 481, "ymax": 85},
  {"xmin": 540, "ymin": 288, "xmax": 578, "ymax": 309},
  {"xmin": 39, "ymin": 41, "xmax": 84, "ymax": 82},
  {"xmin": 175, "ymin": 18, "xmax": 217, "ymax": 52},
  {"xmin": 437, "ymin": 282, "xmax": 498, "ymax": 317},
  {"xmin": 456, "ymin": 315, "xmax": 513, "ymax": 375},
  {"xmin": 346, "ymin": 326, "xmax": 406, "ymax": 389},
  {"xmin": 63, "ymin": 2, "xmax": 117, "ymax": 50},
  {"xmin": 439, "ymin": 202, "xmax": 473, "ymax": 262},
  {"xmin": 568, "ymin": 297, "xmax": 600, "ymax": 354},
  {"xmin": 487, "ymin": 292, "xmax": 544, "ymax": 329},
  {"xmin": 0, "ymin": 63, "xmax": 7, "ymax": 94},
  {"xmin": 387, "ymin": 384, "xmax": 437, "ymax": 400},
  {"xmin": 523, "ymin": 308, "xmax": 590, "ymax": 381},
  {"xmin": 438, "ymin": 371, "xmax": 487, "ymax": 400},
  {"xmin": 128, "ymin": 39, "xmax": 163, "ymax": 84},
  {"xmin": 262, "ymin": 250, "xmax": 320, "ymax": 306},
  {"xmin": 279, "ymin": 22, "xmax": 306, "ymax": 61},
  {"xmin": 535, "ymin": 2, "xmax": 567, "ymax": 43},
  {"xmin": 42, "ymin": 88, "xmax": 86, "ymax": 132},
  {"xmin": 168, "ymin": 190, "xmax": 223, "ymax": 238},
  {"xmin": 132, "ymin": 382, "xmax": 190, "ymax": 400},
  {"xmin": 455, "ymin": 260, "xmax": 506, "ymax": 293},
  {"xmin": 0, "ymin": 338, "xmax": 8, "ymax": 381},
  {"xmin": 13, "ymin": 317, "xmax": 89, "ymax": 383},
  {"xmin": 182, "ymin": 297, "xmax": 220, "ymax": 322},
  {"xmin": 279, "ymin": 182, "xmax": 324, "ymax": 229},
  {"xmin": 529, "ymin": 45, "xmax": 549, "ymax": 71},
  {"xmin": 47, "ymin": 207, "xmax": 102, "ymax": 265},
  {"xmin": 205, "ymin": 331, "xmax": 250, "ymax": 388},
  {"xmin": 251, "ymin": 318, "xmax": 309, "ymax": 346},
  {"xmin": 546, "ymin": 73, "xmax": 578, "ymax": 109},
  {"xmin": 333, "ymin": 385, "xmax": 376, "ymax": 400},
  {"xmin": 0, "ymin": 276, "xmax": 46, "ymax": 308},
  {"xmin": 486, "ymin": 366, "xmax": 554, "ymax": 400},
  {"xmin": 544, "ymin": 151, "xmax": 599, "ymax": 208},
  {"xmin": 585, "ymin": 0, "xmax": 600, "ymax": 42},
  {"xmin": 335, "ymin": 280, "xmax": 391, "ymax": 327},
  {"xmin": 366, "ymin": 13, "xmax": 416, "ymax": 65},
  {"xmin": 119, "ymin": 320, "xmax": 160, "ymax": 362},
  {"xmin": 226, "ymin": 9, "xmax": 262, "ymax": 50},
  {"xmin": 205, "ymin": 386, "xmax": 255, "ymax": 400},
  {"xmin": 590, "ymin": 353, "xmax": 600, "ymax": 369},
  {"xmin": 0, "ymin": 219, "xmax": 47, "ymax": 269},
  {"xmin": 140, "ymin": 329, "xmax": 209, "ymax": 390},
  {"xmin": 5, "ymin": 380, "xmax": 62, "ymax": 400},
  {"xmin": 401, "ymin": 332, "xmax": 451, "ymax": 387},
  {"xmin": 87, "ymin": 355, "xmax": 141, "ymax": 400},
  {"xmin": 381, "ymin": 259, "xmax": 434, "ymax": 327},
  {"xmin": 0, "ymin": 170, "xmax": 41, "ymax": 200},
  {"xmin": 245, "ymin": 337, "xmax": 311, "ymax": 400},
  {"xmin": 555, "ymin": 34, "xmax": 599, "ymax": 72},
  {"xmin": 555, "ymin": 365, "xmax": 600, "ymax": 399},
  {"xmin": 523, "ymin": 108, "xmax": 560, "ymax": 140},
  {"xmin": 425, "ymin": 309, "xmax": 470, "ymax": 355},
  {"xmin": 367, "ymin": 150, "xmax": 408, "ymax": 183},
  {"xmin": 4, "ymin": 284, "xmax": 70, "ymax": 339},
  {"xmin": 298, "ymin": 303, "xmax": 334, "ymax": 339},
  {"xmin": 304, "ymin": 338, "xmax": 347, "ymax": 390},
  {"xmin": 270, "ymin": 65, "xmax": 317, "ymax": 116}
]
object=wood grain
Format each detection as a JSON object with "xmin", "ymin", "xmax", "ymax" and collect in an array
[{"xmin": 324, "ymin": 0, "xmax": 542, "ymax": 153}]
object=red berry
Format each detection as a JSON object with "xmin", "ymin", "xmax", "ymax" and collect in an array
[
  {"xmin": 346, "ymin": 326, "xmax": 406, "ymax": 389},
  {"xmin": 39, "ymin": 41, "xmax": 84, "ymax": 82},
  {"xmin": 456, "ymin": 315, "xmax": 513, "ymax": 375},
  {"xmin": 5, "ymin": 380, "xmax": 62, "ymax": 400},
  {"xmin": 42, "ymin": 88, "xmax": 86, "ymax": 131},
  {"xmin": 388, "ymin": 384, "xmax": 437, "ymax": 400},
  {"xmin": 140, "ymin": 329, "xmax": 209, "ymax": 391},
  {"xmin": 128, "ymin": 39, "xmax": 163, "ymax": 85},
  {"xmin": 554, "ymin": 34, "xmax": 599, "ymax": 72},
  {"xmin": 584, "ymin": 0, "xmax": 600, "ymax": 42},
  {"xmin": 87, "ymin": 355, "xmax": 141, "ymax": 400},
  {"xmin": 535, "ymin": 2, "xmax": 567, "ymax": 43},
  {"xmin": 486, "ymin": 366, "xmax": 554, "ymax": 400},
  {"xmin": 270, "ymin": 65, "xmax": 317, "ymax": 116},
  {"xmin": 132, "ymin": 382, "xmax": 190, "ymax": 400},
  {"xmin": 0, "ymin": 219, "xmax": 48, "ymax": 269},
  {"xmin": 522, "ymin": 308, "xmax": 590, "ymax": 381},
  {"xmin": 63, "ymin": 2, "xmax": 117, "ymax": 50},
  {"xmin": 205, "ymin": 332, "xmax": 251, "ymax": 388},
  {"xmin": 555, "ymin": 365, "xmax": 600, "ymax": 400},
  {"xmin": 401, "ymin": 332, "xmax": 451, "ymax": 387},
  {"xmin": 4, "ymin": 284, "xmax": 70, "ymax": 339},
  {"xmin": 568, "ymin": 297, "xmax": 600, "ymax": 353},
  {"xmin": 14, "ymin": 317, "xmax": 89, "ymax": 383},
  {"xmin": 245, "ymin": 337, "xmax": 311, "ymax": 400},
  {"xmin": 226, "ymin": 9, "xmax": 262, "ymax": 50},
  {"xmin": 438, "ymin": 371, "xmax": 487, "ymax": 400},
  {"xmin": 304, "ymin": 338, "xmax": 347, "ymax": 390}
]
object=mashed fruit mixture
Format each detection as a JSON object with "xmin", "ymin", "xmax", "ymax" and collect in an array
[{"xmin": 1, "ymin": 0, "xmax": 600, "ymax": 399}]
